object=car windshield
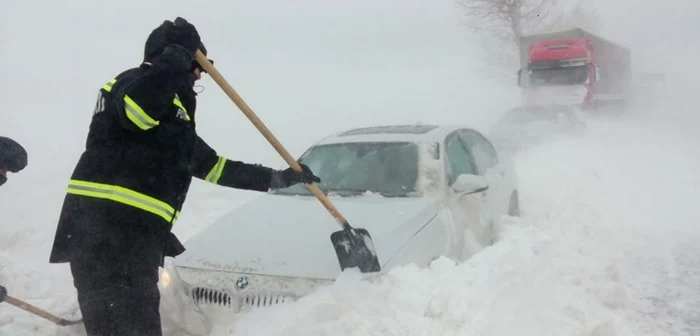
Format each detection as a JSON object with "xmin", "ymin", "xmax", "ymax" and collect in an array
[
  {"xmin": 529, "ymin": 65, "xmax": 588, "ymax": 86},
  {"xmin": 272, "ymin": 142, "xmax": 420, "ymax": 197}
]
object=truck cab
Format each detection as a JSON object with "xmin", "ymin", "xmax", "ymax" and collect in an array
[
  {"xmin": 516, "ymin": 28, "xmax": 630, "ymax": 111},
  {"xmin": 517, "ymin": 38, "xmax": 600, "ymax": 107}
]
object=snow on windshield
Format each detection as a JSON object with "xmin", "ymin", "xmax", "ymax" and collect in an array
[
  {"xmin": 273, "ymin": 142, "xmax": 420, "ymax": 197},
  {"xmin": 529, "ymin": 65, "xmax": 588, "ymax": 86},
  {"xmin": 416, "ymin": 139, "xmax": 444, "ymax": 197}
]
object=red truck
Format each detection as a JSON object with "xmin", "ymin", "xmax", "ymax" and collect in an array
[{"xmin": 516, "ymin": 27, "xmax": 631, "ymax": 110}]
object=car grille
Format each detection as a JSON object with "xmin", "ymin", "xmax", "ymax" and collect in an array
[
  {"xmin": 190, "ymin": 286, "xmax": 295, "ymax": 310},
  {"xmin": 191, "ymin": 287, "xmax": 234, "ymax": 309},
  {"xmin": 242, "ymin": 293, "xmax": 292, "ymax": 308}
]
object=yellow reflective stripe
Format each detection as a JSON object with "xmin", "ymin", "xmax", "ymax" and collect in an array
[
  {"xmin": 67, "ymin": 180, "xmax": 176, "ymax": 224},
  {"xmin": 101, "ymin": 78, "xmax": 189, "ymax": 128},
  {"xmin": 173, "ymin": 94, "xmax": 191, "ymax": 121},
  {"xmin": 204, "ymin": 156, "xmax": 226, "ymax": 184},
  {"xmin": 102, "ymin": 78, "xmax": 116, "ymax": 92},
  {"xmin": 173, "ymin": 211, "xmax": 181, "ymax": 225},
  {"xmin": 123, "ymin": 95, "xmax": 160, "ymax": 130}
]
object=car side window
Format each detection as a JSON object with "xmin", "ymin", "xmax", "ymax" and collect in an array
[
  {"xmin": 445, "ymin": 134, "xmax": 476, "ymax": 185},
  {"xmin": 460, "ymin": 130, "xmax": 499, "ymax": 175}
]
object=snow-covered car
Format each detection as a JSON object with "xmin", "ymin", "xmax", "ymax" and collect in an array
[
  {"xmin": 488, "ymin": 104, "xmax": 586, "ymax": 156},
  {"xmin": 159, "ymin": 124, "xmax": 520, "ymax": 324}
]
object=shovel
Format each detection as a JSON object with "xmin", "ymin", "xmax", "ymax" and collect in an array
[
  {"xmin": 0, "ymin": 285, "xmax": 82, "ymax": 326},
  {"xmin": 194, "ymin": 50, "xmax": 381, "ymax": 273}
]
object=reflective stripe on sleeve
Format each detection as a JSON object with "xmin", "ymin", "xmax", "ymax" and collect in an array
[
  {"xmin": 204, "ymin": 156, "xmax": 227, "ymax": 184},
  {"xmin": 102, "ymin": 78, "xmax": 116, "ymax": 92},
  {"xmin": 101, "ymin": 78, "xmax": 187, "ymax": 129},
  {"xmin": 123, "ymin": 95, "xmax": 160, "ymax": 130},
  {"xmin": 67, "ymin": 179, "xmax": 176, "ymax": 224}
]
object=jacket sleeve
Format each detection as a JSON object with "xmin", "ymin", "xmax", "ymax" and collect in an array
[
  {"xmin": 190, "ymin": 136, "xmax": 275, "ymax": 191},
  {"xmin": 0, "ymin": 136, "xmax": 28, "ymax": 172},
  {"xmin": 112, "ymin": 50, "xmax": 191, "ymax": 132}
]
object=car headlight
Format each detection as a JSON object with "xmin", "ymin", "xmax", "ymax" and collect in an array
[{"xmin": 159, "ymin": 268, "xmax": 172, "ymax": 290}]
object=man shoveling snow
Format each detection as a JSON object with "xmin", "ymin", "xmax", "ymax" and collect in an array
[{"xmin": 46, "ymin": 17, "xmax": 319, "ymax": 336}]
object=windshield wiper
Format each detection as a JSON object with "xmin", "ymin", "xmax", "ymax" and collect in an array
[
  {"xmin": 322, "ymin": 187, "xmax": 369, "ymax": 195},
  {"xmin": 322, "ymin": 188, "xmax": 410, "ymax": 198},
  {"xmin": 273, "ymin": 187, "xmax": 411, "ymax": 198}
]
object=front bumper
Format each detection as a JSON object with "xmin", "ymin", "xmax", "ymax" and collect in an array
[{"xmin": 165, "ymin": 265, "xmax": 335, "ymax": 314}]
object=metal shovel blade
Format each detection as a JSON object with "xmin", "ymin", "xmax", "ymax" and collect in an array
[{"xmin": 331, "ymin": 226, "xmax": 381, "ymax": 273}]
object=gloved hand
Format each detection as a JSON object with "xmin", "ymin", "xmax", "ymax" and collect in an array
[
  {"xmin": 155, "ymin": 44, "xmax": 196, "ymax": 74},
  {"xmin": 165, "ymin": 17, "xmax": 201, "ymax": 55},
  {"xmin": 0, "ymin": 285, "xmax": 7, "ymax": 303},
  {"xmin": 270, "ymin": 163, "xmax": 321, "ymax": 189},
  {"xmin": 155, "ymin": 17, "xmax": 202, "ymax": 75}
]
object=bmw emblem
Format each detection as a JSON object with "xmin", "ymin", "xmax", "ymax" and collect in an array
[{"xmin": 236, "ymin": 277, "xmax": 249, "ymax": 289}]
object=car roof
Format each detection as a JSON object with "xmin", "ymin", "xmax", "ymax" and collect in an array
[{"xmin": 313, "ymin": 124, "xmax": 473, "ymax": 145}]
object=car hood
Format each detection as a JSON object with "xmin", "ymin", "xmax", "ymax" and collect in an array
[{"xmin": 173, "ymin": 193, "xmax": 438, "ymax": 280}]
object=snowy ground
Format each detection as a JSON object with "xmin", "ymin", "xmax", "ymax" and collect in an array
[
  {"xmin": 3, "ymin": 1, "xmax": 700, "ymax": 335},
  {"xmin": 195, "ymin": 111, "xmax": 700, "ymax": 336},
  {"xmin": 3, "ymin": 105, "xmax": 699, "ymax": 336}
]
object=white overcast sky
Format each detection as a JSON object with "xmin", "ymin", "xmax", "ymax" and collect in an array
[{"xmin": 1, "ymin": 0, "xmax": 697, "ymax": 167}]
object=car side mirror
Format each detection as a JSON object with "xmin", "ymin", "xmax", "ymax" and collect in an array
[{"xmin": 451, "ymin": 174, "xmax": 489, "ymax": 195}]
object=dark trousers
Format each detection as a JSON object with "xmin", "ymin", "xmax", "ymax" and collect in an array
[{"xmin": 70, "ymin": 259, "xmax": 162, "ymax": 336}]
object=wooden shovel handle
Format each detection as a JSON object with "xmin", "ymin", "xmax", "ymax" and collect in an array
[
  {"xmin": 195, "ymin": 50, "xmax": 349, "ymax": 228},
  {"xmin": 5, "ymin": 295, "xmax": 62, "ymax": 324}
]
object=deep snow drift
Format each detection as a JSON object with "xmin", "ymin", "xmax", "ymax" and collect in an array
[
  {"xmin": 3, "ymin": 1, "xmax": 700, "ymax": 335},
  {"xmin": 191, "ymin": 112, "xmax": 700, "ymax": 336},
  {"xmin": 3, "ymin": 109, "xmax": 699, "ymax": 336}
]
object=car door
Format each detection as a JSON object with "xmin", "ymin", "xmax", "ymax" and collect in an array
[
  {"xmin": 443, "ymin": 131, "xmax": 491, "ymax": 250},
  {"xmin": 458, "ymin": 129, "xmax": 510, "ymax": 217}
]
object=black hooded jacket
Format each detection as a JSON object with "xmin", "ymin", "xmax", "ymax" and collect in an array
[{"xmin": 49, "ymin": 45, "xmax": 274, "ymax": 267}]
